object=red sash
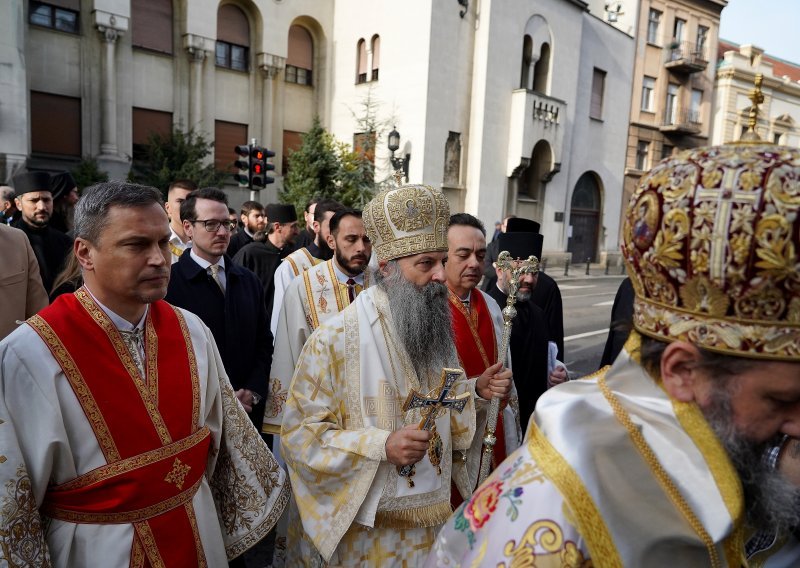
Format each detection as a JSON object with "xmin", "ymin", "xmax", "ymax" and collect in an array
[
  {"xmin": 448, "ymin": 290, "xmax": 507, "ymax": 495},
  {"xmin": 30, "ymin": 288, "xmax": 209, "ymax": 568}
]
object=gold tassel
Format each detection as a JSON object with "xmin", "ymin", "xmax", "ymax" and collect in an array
[{"xmin": 373, "ymin": 501, "xmax": 453, "ymax": 529}]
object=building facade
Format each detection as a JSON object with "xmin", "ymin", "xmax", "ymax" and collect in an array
[
  {"xmin": 1, "ymin": 0, "xmax": 634, "ymax": 262},
  {"xmin": 591, "ymin": 0, "xmax": 726, "ymax": 227},
  {"xmin": 712, "ymin": 41, "xmax": 800, "ymax": 147}
]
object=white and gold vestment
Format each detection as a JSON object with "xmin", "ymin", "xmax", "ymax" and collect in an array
[
  {"xmin": 269, "ymin": 247, "xmax": 321, "ymax": 336},
  {"xmin": 281, "ymin": 285, "xmax": 483, "ymax": 566}
]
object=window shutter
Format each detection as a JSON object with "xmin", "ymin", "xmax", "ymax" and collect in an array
[
  {"xmin": 287, "ymin": 25, "xmax": 313, "ymax": 69},
  {"xmin": 590, "ymin": 69, "xmax": 605, "ymax": 119},
  {"xmin": 217, "ymin": 5, "xmax": 249, "ymax": 46},
  {"xmin": 215, "ymin": 121, "xmax": 248, "ymax": 173},
  {"xmin": 31, "ymin": 91, "xmax": 81, "ymax": 157},
  {"xmin": 132, "ymin": 0, "xmax": 173, "ymax": 54},
  {"xmin": 132, "ymin": 108, "xmax": 173, "ymax": 145},
  {"xmin": 371, "ymin": 36, "xmax": 380, "ymax": 70}
]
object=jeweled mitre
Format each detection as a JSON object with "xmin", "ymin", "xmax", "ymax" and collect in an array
[
  {"xmin": 622, "ymin": 143, "xmax": 800, "ymax": 360},
  {"xmin": 363, "ymin": 183, "xmax": 450, "ymax": 261}
]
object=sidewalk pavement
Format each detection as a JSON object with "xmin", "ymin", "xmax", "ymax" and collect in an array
[{"xmin": 542, "ymin": 262, "xmax": 628, "ymax": 282}]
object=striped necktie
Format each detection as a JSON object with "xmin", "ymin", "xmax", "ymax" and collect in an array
[{"xmin": 208, "ymin": 264, "xmax": 225, "ymax": 294}]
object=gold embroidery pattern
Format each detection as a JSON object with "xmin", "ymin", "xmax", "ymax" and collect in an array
[
  {"xmin": 622, "ymin": 144, "xmax": 800, "ymax": 360},
  {"xmin": 129, "ymin": 533, "xmax": 145, "ymax": 568},
  {"xmin": 185, "ymin": 503, "xmax": 208, "ymax": 568},
  {"xmin": 145, "ymin": 315, "xmax": 159, "ymax": 402},
  {"xmin": 263, "ymin": 378, "xmax": 287, "ymax": 423},
  {"xmin": 75, "ymin": 289, "xmax": 173, "ymax": 445},
  {"xmin": 363, "ymin": 183, "xmax": 449, "ymax": 261},
  {"xmin": 27, "ymin": 314, "xmax": 121, "ymax": 462},
  {"xmin": 53, "ymin": 427, "xmax": 210, "ymax": 491},
  {"xmin": 164, "ymin": 458, "xmax": 192, "ymax": 489},
  {"xmin": 168, "ymin": 241, "xmax": 184, "ymax": 261},
  {"xmin": 598, "ymin": 375, "xmax": 719, "ymax": 567},
  {"xmin": 527, "ymin": 422, "xmax": 621, "ymax": 566},
  {"xmin": 210, "ymin": 377, "xmax": 289, "ymax": 546},
  {"xmin": 44, "ymin": 475, "xmax": 204, "ymax": 524},
  {"xmin": 364, "ymin": 381, "xmax": 401, "ymax": 431},
  {"xmin": 172, "ymin": 307, "xmax": 201, "ymax": 430},
  {"xmin": 134, "ymin": 521, "xmax": 166, "ymax": 568},
  {"xmin": 0, "ymin": 465, "xmax": 51, "ymax": 568}
]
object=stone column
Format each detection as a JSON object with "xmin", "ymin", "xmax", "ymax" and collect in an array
[
  {"xmin": 258, "ymin": 53, "xmax": 286, "ymax": 150},
  {"xmin": 188, "ymin": 48, "xmax": 206, "ymax": 131},
  {"xmin": 96, "ymin": 24, "xmax": 121, "ymax": 156}
]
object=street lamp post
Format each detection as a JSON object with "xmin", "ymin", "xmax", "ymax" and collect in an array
[{"xmin": 387, "ymin": 126, "xmax": 410, "ymax": 182}]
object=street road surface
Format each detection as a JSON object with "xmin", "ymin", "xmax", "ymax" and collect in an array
[{"xmin": 554, "ymin": 275, "xmax": 627, "ymax": 379}]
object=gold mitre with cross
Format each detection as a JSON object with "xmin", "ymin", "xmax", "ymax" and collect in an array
[
  {"xmin": 363, "ymin": 182, "xmax": 450, "ymax": 262},
  {"xmin": 621, "ymin": 141, "xmax": 800, "ymax": 361}
]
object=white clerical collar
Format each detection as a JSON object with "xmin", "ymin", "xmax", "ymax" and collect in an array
[
  {"xmin": 190, "ymin": 249, "xmax": 225, "ymax": 272},
  {"xmin": 244, "ymin": 227, "xmax": 254, "ymax": 238},
  {"xmin": 332, "ymin": 258, "xmax": 364, "ymax": 285},
  {"xmin": 84, "ymin": 286, "xmax": 148, "ymax": 332},
  {"xmin": 169, "ymin": 226, "xmax": 190, "ymax": 247}
]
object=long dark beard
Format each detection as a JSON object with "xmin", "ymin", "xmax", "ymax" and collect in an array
[
  {"xmin": 379, "ymin": 268, "xmax": 454, "ymax": 383},
  {"xmin": 704, "ymin": 387, "xmax": 800, "ymax": 534}
]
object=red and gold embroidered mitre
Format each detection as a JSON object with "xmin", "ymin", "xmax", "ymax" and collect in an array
[{"xmin": 622, "ymin": 143, "xmax": 800, "ymax": 361}]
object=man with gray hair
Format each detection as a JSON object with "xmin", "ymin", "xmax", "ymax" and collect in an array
[
  {"xmin": 0, "ymin": 181, "xmax": 288, "ymax": 567},
  {"xmin": 0, "ymin": 185, "xmax": 19, "ymax": 225}
]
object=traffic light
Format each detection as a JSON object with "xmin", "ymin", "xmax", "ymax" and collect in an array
[
  {"xmin": 234, "ymin": 145, "xmax": 250, "ymax": 187},
  {"xmin": 264, "ymin": 149, "xmax": 276, "ymax": 186},
  {"xmin": 250, "ymin": 146, "xmax": 266, "ymax": 188}
]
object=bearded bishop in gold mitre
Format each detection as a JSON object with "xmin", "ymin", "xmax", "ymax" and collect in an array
[
  {"xmin": 429, "ymin": 132, "xmax": 800, "ymax": 565},
  {"xmin": 280, "ymin": 182, "xmax": 508, "ymax": 566}
]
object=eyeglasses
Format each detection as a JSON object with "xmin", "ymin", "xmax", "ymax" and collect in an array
[{"xmin": 191, "ymin": 219, "xmax": 238, "ymax": 232}]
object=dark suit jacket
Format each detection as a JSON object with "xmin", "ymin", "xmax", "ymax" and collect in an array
[
  {"xmin": 226, "ymin": 230, "xmax": 253, "ymax": 259},
  {"xmin": 165, "ymin": 250, "xmax": 273, "ymax": 427}
]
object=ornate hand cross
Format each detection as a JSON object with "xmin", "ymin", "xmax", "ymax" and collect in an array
[{"xmin": 398, "ymin": 368, "xmax": 470, "ymax": 487}]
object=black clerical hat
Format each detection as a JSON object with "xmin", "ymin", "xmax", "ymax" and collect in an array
[
  {"xmin": 12, "ymin": 172, "xmax": 51, "ymax": 196},
  {"xmin": 506, "ymin": 217, "xmax": 540, "ymax": 234},
  {"xmin": 498, "ymin": 223, "xmax": 543, "ymax": 260},
  {"xmin": 50, "ymin": 172, "xmax": 77, "ymax": 200},
  {"xmin": 266, "ymin": 203, "xmax": 298, "ymax": 224}
]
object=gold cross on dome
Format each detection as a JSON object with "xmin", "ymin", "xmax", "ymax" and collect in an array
[{"xmin": 742, "ymin": 73, "xmax": 765, "ymax": 141}]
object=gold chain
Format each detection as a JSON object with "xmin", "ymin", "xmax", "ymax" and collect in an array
[{"xmin": 598, "ymin": 375, "xmax": 720, "ymax": 568}]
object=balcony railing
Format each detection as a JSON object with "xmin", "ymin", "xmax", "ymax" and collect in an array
[
  {"xmin": 664, "ymin": 41, "xmax": 708, "ymax": 73},
  {"xmin": 532, "ymin": 96, "xmax": 561, "ymax": 124},
  {"xmin": 660, "ymin": 108, "xmax": 701, "ymax": 134},
  {"xmin": 507, "ymin": 89, "xmax": 566, "ymax": 176}
]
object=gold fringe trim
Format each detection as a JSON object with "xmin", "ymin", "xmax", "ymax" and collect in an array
[{"xmin": 373, "ymin": 500, "xmax": 452, "ymax": 529}]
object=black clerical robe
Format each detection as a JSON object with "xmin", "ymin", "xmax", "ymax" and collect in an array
[
  {"xmin": 486, "ymin": 286, "xmax": 551, "ymax": 433},
  {"xmin": 599, "ymin": 277, "xmax": 634, "ymax": 368},
  {"xmin": 226, "ymin": 229, "xmax": 253, "ymax": 258},
  {"xmin": 12, "ymin": 219, "xmax": 72, "ymax": 294},
  {"xmin": 232, "ymin": 239, "xmax": 289, "ymax": 325}
]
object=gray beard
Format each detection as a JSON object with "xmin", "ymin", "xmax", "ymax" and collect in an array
[
  {"xmin": 379, "ymin": 268, "xmax": 454, "ymax": 383},
  {"xmin": 704, "ymin": 387, "xmax": 800, "ymax": 534}
]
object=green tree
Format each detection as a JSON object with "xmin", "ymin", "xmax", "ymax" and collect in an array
[
  {"xmin": 71, "ymin": 156, "xmax": 109, "ymax": 192},
  {"xmin": 128, "ymin": 127, "xmax": 224, "ymax": 194},
  {"xmin": 280, "ymin": 116, "xmax": 341, "ymax": 217}
]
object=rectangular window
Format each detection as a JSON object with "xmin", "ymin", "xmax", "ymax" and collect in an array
[
  {"xmin": 641, "ymin": 76, "xmax": 656, "ymax": 111},
  {"xmin": 29, "ymin": 1, "xmax": 79, "ymax": 34},
  {"xmin": 214, "ymin": 121, "xmax": 248, "ymax": 173},
  {"xmin": 774, "ymin": 132, "xmax": 784, "ymax": 144},
  {"xmin": 590, "ymin": 68, "xmax": 606, "ymax": 120},
  {"xmin": 690, "ymin": 89, "xmax": 703, "ymax": 123},
  {"xmin": 132, "ymin": 0, "xmax": 173, "ymax": 54},
  {"xmin": 635, "ymin": 141, "xmax": 650, "ymax": 171},
  {"xmin": 661, "ymin": 144, "xmax": 674, "ymax": 160},
  {"xmin": 673, "ymin": 18, "xmax": 686, "ymax": 42},
  {"xmin": 215, "ymin": 41, "xmax": 248, "ymax": 71},
  {"xmin": 282, "ymin": 130, "xmax": 304, "ymax": 174},
  {"xmin": 647, "ymin": 9, "xmax": 661, "ymax": 44},
  {"xmin": 665, "ymin": 84, "xmax": 679, "ymax": 125},
  {"xmin": 696, "ymin": 25, "xmax": 709, "ymax": 57},
  {"xmin": 30, "ymin": 91, "xmax": 81, "ymax": 156},
  {"xmin": 132, "ymin": 107, "xmax": 172, "ymax": 162},
  {"xmin": 285, "ymin": 64, "xmax": 312, "ymax": 86}
]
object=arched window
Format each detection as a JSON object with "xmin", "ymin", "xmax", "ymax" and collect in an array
[
  {"xmin": 533, "ymin": 42, "xmax": 550, "ymax": 93},
  {"xmin": 520, "ymin": 35, "xmax": 533, "ymax": 89},
  {"xmin": 216, "ymin": 4, "xmax": 249, "ymax": 71},
  {"xmin": 132, "ymin": 0, "xmax": 173, "ymax": 54},
  {"xmin": 371, "ymin": 35, "xmax": 380, "ymax": 81},
  {"xmin": 356, "ymin": 38, "xmax": 367, "ymax": 84},
  {"xmin": 286, "ymin": 25, "xmax": 313, "ymax": 85}
]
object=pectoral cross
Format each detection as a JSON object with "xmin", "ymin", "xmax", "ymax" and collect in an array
[{"xmin": 398, "ymin": 368, "xmax": 470, "ymax": 487}]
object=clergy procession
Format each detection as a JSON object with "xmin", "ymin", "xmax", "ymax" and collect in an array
[{"xmin": 2, "ymin": 117, "xmax": 800, "ymax": 567}]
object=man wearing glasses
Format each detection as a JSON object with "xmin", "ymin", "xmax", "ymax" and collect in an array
[{"xmin": 166, "ymin": 187, "xmax": 272, "ymax": 430}]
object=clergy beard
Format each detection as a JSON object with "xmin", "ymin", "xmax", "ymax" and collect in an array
[
  {"xmin": 703, "ymin": 386, "xmax": 800, "ymax": 534},
  {"xmin": 317, "ymin": 238, "xmax": 334, "ymax": 261},
  {"xmin": 379, "ymin": 267, "xmax": 454, "ymax": 382}
]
